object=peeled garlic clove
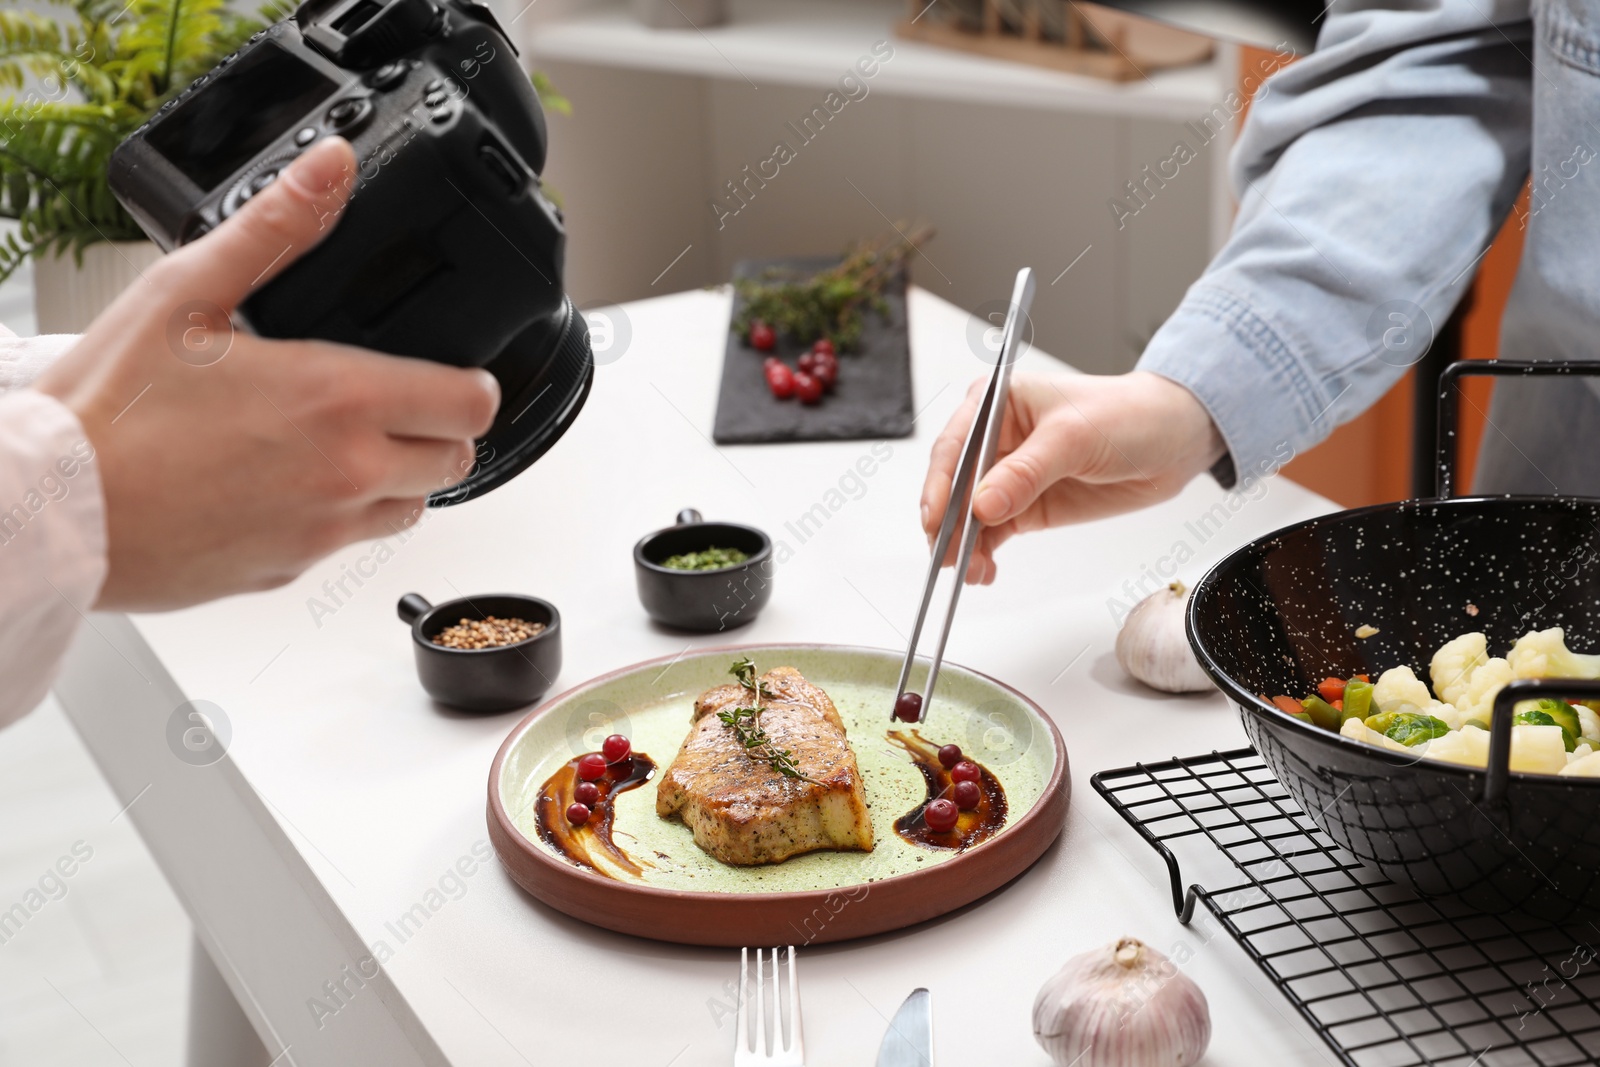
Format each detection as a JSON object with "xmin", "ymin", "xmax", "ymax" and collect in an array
[
  {"xmin": 1033, "ymin": 937, "xmax": 1211, "ymax": 1067},
  {"xmin": 1115, "ymin": 581, "xmax": 1214, "ymax": 693}
]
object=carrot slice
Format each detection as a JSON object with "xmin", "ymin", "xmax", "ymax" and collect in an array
[
  {"xmin": 1317, "ymin": 676, "xmax": 1347, "ymax": 702},
  {"xmin": 1270, "ymin": 695, "xmax": 1302, "ymax": 716}
]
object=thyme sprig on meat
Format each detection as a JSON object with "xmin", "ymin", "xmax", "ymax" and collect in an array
[{"xmin": 719, "ymin": 657, "xmax": 816, "ymax": 782}]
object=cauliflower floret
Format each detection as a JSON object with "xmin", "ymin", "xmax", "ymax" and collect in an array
[
  {"xmin": 1427, "ymin": 703, "xmax": 1471, "ymax": 731},
  {"xmin": 1562, "ymin": 749, "xmax": 1600, "ymax": 777},
  {"xmin": 1373, "ymin": 666, "xmax": 1434, "ymax": 712},
  {"xmin": 1580, "ymin": 706, "xmax": 1600, "ymax": 742},
  {"xmin": 1510, "ymin": 724, "xmax": 1569, "ymax": 775},
  {"xmin": 1453, "ymin": 657, "xmax": 1514, "ymax": 725},
  {"xmin": 1423, "ymin": 724, "xmax": 1490, "ymax": 768},
  {"xmin": 1508, "ymin": 627, "xmax": 1600, "ymax": 680},
  {"xmin": 1372, "ymin": 666, "xmax": 1462, "ymax": 726},
  {"xmin": 1431, "ymin": 633, "xmax": 1488, "ymax": 706}
]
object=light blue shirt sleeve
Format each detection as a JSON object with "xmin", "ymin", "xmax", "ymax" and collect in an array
[{"xmin": 1136, "ymin": 0, "xmax": 1534, "ymax": 487}]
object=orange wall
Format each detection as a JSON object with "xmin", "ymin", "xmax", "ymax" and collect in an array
[{"xmin": 1231, "ymin": 48, "xmax": 1522, "ymax": 505}]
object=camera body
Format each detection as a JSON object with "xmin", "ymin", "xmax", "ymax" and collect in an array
[{"xmin": 109, "ymin": 0, "xmax": 592, "ymax": 504}]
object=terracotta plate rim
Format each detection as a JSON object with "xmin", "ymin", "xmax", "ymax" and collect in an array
[{"xmin": 487, "ymin": 641, "xmax": 1069, "ymax": 911}]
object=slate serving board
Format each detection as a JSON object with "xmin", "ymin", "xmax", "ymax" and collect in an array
[{"xmin": 711, "ymin": 256, "xmax": 914, "ymax": 444}]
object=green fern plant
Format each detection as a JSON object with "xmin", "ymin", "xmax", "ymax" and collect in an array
[
  {"xmin": 0, "ymin": 0, "xmax": 569, "ymax": 283},
  {"xmin": 0, "ymin": 0, "xmax": 292, "ymax": 280}
]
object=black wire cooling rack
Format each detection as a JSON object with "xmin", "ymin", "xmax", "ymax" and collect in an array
[{"xmin": 1091, "ymin": 748, "xmax": 1600, "ymax": 1067}]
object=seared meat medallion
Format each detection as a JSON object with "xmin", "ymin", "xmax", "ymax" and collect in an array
[{"xmin": 656, "ymin": 666, "xmax": 874, "ymax": 865}]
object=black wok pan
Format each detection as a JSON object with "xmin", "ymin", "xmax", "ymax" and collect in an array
[{"xmin": 1188, "ymin": 361, "xmax": 1600, "ymax": 922}]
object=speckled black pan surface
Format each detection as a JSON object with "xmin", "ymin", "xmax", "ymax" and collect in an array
[{"xmin": 1189, "ymin": 495, "xmax": 1600, "ymax": 922}]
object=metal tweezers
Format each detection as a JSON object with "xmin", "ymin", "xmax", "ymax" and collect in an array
[{"xmin": 893, "ymin": 267, "xmax": 1037, "ymax": 722}]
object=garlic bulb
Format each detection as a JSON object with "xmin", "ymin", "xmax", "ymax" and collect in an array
[
  {"xmin": 1033, "ymin": 937, "xmax": 1211, "ymax": 1067},
  {"xmin": 1115, "ymin": 582, "xmax": 1213, "ymax": 693}
]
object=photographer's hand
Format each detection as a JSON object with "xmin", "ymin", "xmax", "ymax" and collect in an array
[
  {"xmin": 35, "ymin": 137, "xmax": 500, "ymax": 610},
  {"xmin": 920, "ymin": 370, "xmax": 1225, "ymax": 585}
]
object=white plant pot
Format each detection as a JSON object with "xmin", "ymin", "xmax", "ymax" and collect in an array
[{"xmin": 31, "ymin": 241, "xmax": 164, "ymax": 334}]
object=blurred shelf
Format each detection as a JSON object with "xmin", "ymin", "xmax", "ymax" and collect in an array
[{"xmin": 527, "ymin": 0, "xmax": 1230, "ymax": 122}]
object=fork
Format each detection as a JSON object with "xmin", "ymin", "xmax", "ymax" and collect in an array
[{"xmin": 734, "ymin": 946, "xmax": 804, "ymax": 1066}]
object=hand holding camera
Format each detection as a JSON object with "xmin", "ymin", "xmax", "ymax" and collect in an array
[
  {"xmin": 110, "ymin": 0, "xmax": 593, "ymax": 505},
  {"xmin": 35, "ymin": 137, "xmax": 500, "ymax": 610}
]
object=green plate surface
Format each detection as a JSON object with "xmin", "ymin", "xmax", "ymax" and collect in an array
[{"xmin": 496, "ymin": 645, "xmax": 1056, "ymax": 894}]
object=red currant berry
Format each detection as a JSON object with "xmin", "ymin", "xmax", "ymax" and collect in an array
[
  {"xmin": 566, "ymin": 802, "xmax": 591, "ymax": 825},
  {"xmin": 893, "ymin": 692, "xmax": 923, "ymax": 722},
  {"xmin": 749, "ymin": 320, "xmax": 776, "ymax": 351},
  {"xmin": 573, "ymin": 781, "xmax": 600, "ymax": 806},
  {"xmin": 924, "ymin": 798, "xmax": 958, "ymax": 833},
  {"xmin": 951, "ymin": 760, "xmax": 981, "ymax": 784},
  {"xmin": 577, "ymin": 753, "xmax": 608, "ymax": 781},
  {"xmin": 937, "ymin": 744, "xmax": 963, "ymax": 769},
  {"xmin": 812, "ymin": 338, "xmax": 835, "ymax": 357},
  {"xmin": 811, "ymin": 355, "xmax": 837, "ymax": 390},
  {"xmin": 603, "ymin": 734, "xmax": 632, "ymax": 763},
  {"xmin": 765, "ymin": 361, "xmax": 795, "ymax": 399},
  {"xmin": 797, "ymin": 351, "xmax": 818, "ymax": 375},
  {"xmin": 952, "ymin": 780, "xmax": 981, "ymax": 810},
  {"xmin": 794, "ymin": 371, "xmax": 823, "ymax": 404}
]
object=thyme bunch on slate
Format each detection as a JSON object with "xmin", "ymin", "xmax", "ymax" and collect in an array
[
  {"xmin": 731, "ymin": 225, "xmax": 933, "ymax": 352},
  {"xmin": 718, "ymin": 657, "xmax": 815, "ymax": 782}
]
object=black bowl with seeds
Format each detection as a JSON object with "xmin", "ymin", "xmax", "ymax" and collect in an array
[{"xmin": 398, "ymin": 592, "xmax": 561, "ymax": 712}]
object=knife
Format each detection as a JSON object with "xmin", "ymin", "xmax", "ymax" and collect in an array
[{"xmin": 875, "ymin": 988, "xmax": 933, "ymax": 1067}]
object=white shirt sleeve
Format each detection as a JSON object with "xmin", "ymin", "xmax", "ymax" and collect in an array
[
  {"xmin": 0, "ymin": 326, "xmax": 108, "ymax": 726},
  {"xmin": 0, "ymin": 321, "xmax": 78, "ymax": 393}
]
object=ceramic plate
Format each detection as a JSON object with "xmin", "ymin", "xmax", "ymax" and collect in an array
[{"xmin": 487, "ymin": 644, "xmax": 1069, "ymax": 945}]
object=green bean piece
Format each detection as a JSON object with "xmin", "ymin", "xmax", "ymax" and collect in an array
[
  {"xmin": 1300, "ymin": 695, "xmax": 1341, "ymax": 732},
  {"xmin": 1341, "ymin": 680, "xmax": 1374, "ymax": 724}
]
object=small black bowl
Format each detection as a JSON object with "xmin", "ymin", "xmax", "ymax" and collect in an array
[
  {"xmin": 633, "ymin": 509, "xmax": 773, "ymax": 632},
  {"xmin": 397, "ymin": 593, "xmax": 561, "ymax": 712}
]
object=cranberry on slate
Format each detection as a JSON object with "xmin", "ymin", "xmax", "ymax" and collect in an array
[
  {"xmin": 794, "ymin": 371, "xmax": 823, "ymax": 405},
  {"xmin": 765, "ymin": 361, "xmax": 796, "ymax": 399},
  {"xmin": 811, "ymin": 354, "xmax": 838, "ymax": 391}
]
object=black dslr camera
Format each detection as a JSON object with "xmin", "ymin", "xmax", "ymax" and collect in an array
[{"xmin": 108, "ymin": 0, "xmax": 591, "ymax": 504}]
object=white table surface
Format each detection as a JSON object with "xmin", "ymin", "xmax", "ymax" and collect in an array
[{"xmin": 54, "ymin": 284, "xmax": 1344, "ymax": 1066}]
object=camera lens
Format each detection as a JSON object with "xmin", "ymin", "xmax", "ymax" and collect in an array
[{"xmin": 427, "ymin": 298, "xmax": 595, "ymax": 507}]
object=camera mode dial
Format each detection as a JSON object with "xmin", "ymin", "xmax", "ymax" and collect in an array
[{"xmin": 221, "ymin": 153, "xmax": 299, "ymax": 219}]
